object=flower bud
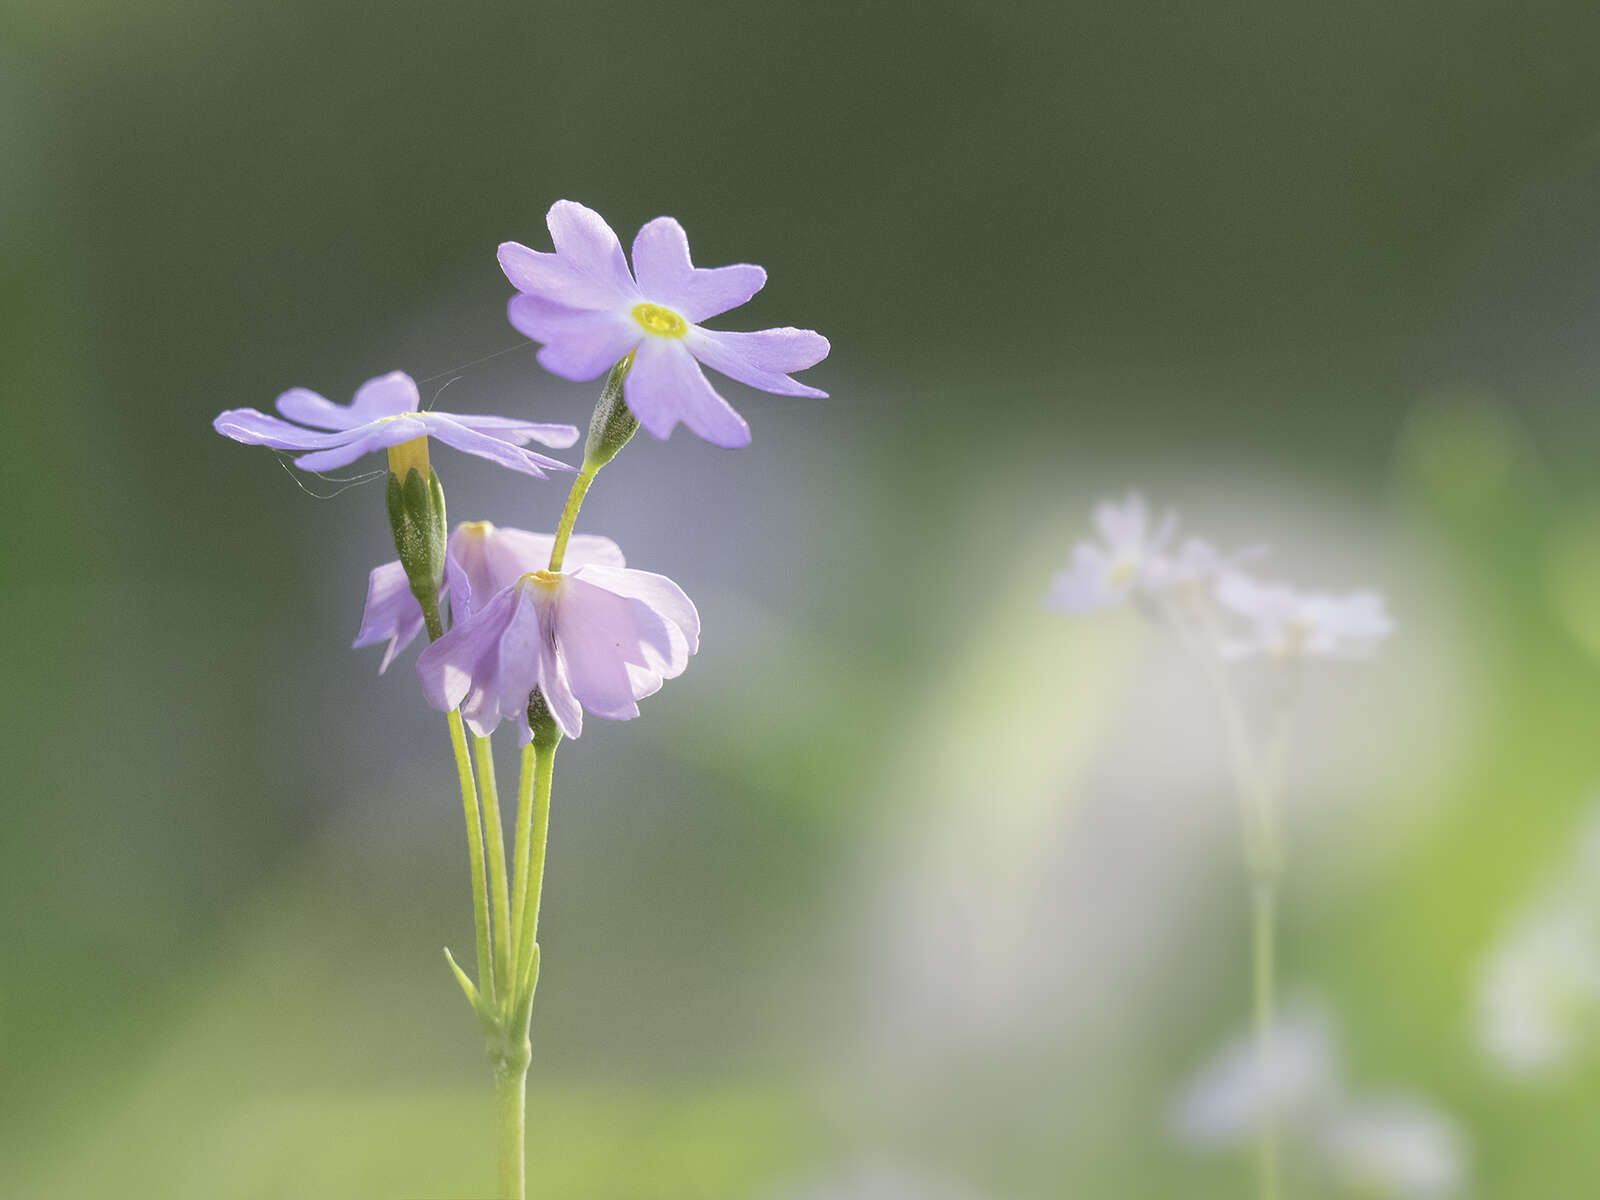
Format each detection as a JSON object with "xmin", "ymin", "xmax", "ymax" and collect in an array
[
  {"xmin": 582, "ymin": 353, "xmax": 639, "ymax": 471},
  {"xmin": 385, "ymin": 436, "xmax": 449, "ymax": 633},
  {"xmin": 526, "ymin": 687, "xmax": 562, "ymax": 751}
]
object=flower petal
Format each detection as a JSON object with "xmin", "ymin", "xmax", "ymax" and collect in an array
[
  {"xmin": 506, "ymin": 294, "xmax": 641, "ymax": 381},
  {"xmin": 572, "ymin": 564, "xmax": 699, "ymax": 667},
  {"xmin": 434, "ymin": 410, "xmax": 581, "ymax": 449},
  {"xmin": 420, "ymin": 415, "xmax": 575, "ymax": 478},
  {"xmin": 417, "ymin": 586, "xmax": 518, "ymax": 716},
  {"xmin": 348, "ymin": 371, "xmax": 422, "ymax": 421},
  {"xmin": 292, "ymin": 416, "xmax": 429, "ymax": 472},
  {"xmin": 212, "ymin": 407, "xmax": 359, "ymax": 450},
  {"xmin": 631, "ymin": 216, "xmax": 767, "ymax": 323},
  {"xmin": 555, "ymin": 576, "xmax": 645, "ymax": 721},
  {"xmin": 497, "ymin": 201, "xmax": 640, "ymax": 314},
  {"xmin": 352, "ymin": 560, "xmax": 427, "ymax": 673},
  {"xmin": 625, "ymin": 337, "xmax": 751, "ymax": 447},
  {"xmin": 275, "ymin": 387, "xmax": 361, "ymax": 431},
  {"xmin": 687, "ymin": 327, "xmax": 829, "ymax": 398}
]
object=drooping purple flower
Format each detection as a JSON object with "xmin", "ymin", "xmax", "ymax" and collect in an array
[
  {"xmin": 415, "ymin": 539, "xmax": 699, "ymax": 742},
  {"xmin": 497, "ymin": 200, "xmax": 830, "ymax": 449},
  {"xmin": 213, "ymin": 370, "xmax": 579, "ymax": 477},
  {"xmin": 352, "ymin": 520, "xmax": 622, "ymax": 673}
]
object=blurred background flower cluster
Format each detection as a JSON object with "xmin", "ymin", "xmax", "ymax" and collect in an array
[{"xmin": 9, "ymin": 1, "xmax": 1600, "ymax": 1195}]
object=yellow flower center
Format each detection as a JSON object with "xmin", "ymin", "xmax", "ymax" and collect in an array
[
  {"xmin": 632, "ymin": 302, "xmax": 687, "ymax": 338},
  {"xmin": 521, "ymin": 569, "xmax": 563, "ymax": 591},
  {"xmin": 385, "ymin": 435, "xmax": 430, "ymax": 479},
  {"xmin": 457, "ymin": 520, "xmax": 494, "ymax": 538},
  {"xmin": 1107, "ymin": 558, "xmax": 1138, "ymax": 587}
]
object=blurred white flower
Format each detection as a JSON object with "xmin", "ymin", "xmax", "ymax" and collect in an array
[
  {"xmin": 1214, "ymin": 572, "xmax": 1393, "ymax": 660},
  {"xmin": 1170, "ymin": 1001, "xmax": 1342, "ymax": 1147},
  {"xmin": 772, "ymin": 1154, "xmax": 982, "ymax": 1200},
  {"xmin": 1317, "ymin": 1096, "xmax": 1466, "ymax": 1199},
  {"xmin": 1478, "ymin": 887, "xmax": 1600, "ymax": 1077},
  {"xmin": 1048, "ymin": 492, "xmax": 1178, "ymax": 612}
]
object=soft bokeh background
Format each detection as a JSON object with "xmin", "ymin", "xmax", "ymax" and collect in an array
[{"xmin": 8, "ymin": 2, "xmax": 1600, "ymax": 1196}]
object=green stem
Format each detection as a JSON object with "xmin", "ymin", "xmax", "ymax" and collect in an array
[
  {"xmin": 547, "ymin": 468, "xmax": 595, "ymax": 573},
  {"xmin": 475, "ymin": 735, "xmax": 513, "ymax": 1004},
  {"xmin": 1253, "ymin": 880, "xmax": 1280, "ymax": 1200},
  {"xmin": 508, "ymin": 744, "xmax": 537, "ymax": 969},
  {"xmin": 494, "ymin": 1056, "xmax": 529, "ymax": 1200},
  {"xmin": 446, "ymin": 711, "xmax": 495, "ymax": 1006},
  {"xmin": 512, "ymin": 736, "xmax": 558, "ymax": 1031}
]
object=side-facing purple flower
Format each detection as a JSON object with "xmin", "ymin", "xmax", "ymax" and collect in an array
[
  {"xmin": 1215, "ymin": 572, "xmax": 1393, "ymax": 659},
  {"xmin": 352, "ymin": 521, "xmax": 622, "ymax": 673},
  {"xmin": 213, "ymin": 370, "xmax": 579, "ymax": 478},
  {"xmin": 497, "ymin": 200, "xmax": 830, "ymax": 449},
  {"xmin": 415, "ymin": 536, "xmax": 699, "ymax": 742}
]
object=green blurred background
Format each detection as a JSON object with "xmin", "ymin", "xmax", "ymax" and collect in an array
[{"xmin": 8, "ymin": 1, "xmax": 1600, "ymax": 1195}]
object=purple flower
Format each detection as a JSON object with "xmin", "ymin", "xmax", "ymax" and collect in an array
[
  {"xmin": 415, "ymin": 538, "xmax": 699, "ymax": 742},
  {"xmin": 352, "ymin": 520, "xmax": 623, "ymax": 673},
  {"xmin": 213, "ymin": 370, "xmax": 579, "ymax": 477},
  {"xmin": 498, "ymin": 200, "xmax": 830, "ymax": 448}
]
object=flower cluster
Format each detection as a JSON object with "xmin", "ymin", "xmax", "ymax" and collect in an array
[
  {"xmin": 1172, "ymin": 1001, "xmax": 1467, "ymax": 1198},
  {"xmin": 215, "ymin": 201, "xmax": 829, "ymax": 741},
  {"xmin": 1049, "ymin": 492, "xmax": 1393, "ymax": 661}
]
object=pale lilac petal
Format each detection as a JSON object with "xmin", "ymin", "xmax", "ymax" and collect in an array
[
  {"xmin": 212, "ymin": 407, "xmax": 358, "ymax": 451},
  {"xmin": 687, "ymin": 327, "xmax": 829, "ymax": 398},
  {"xmin": 420, "ymin": 415, "xmax": 574, "ymax": 478},
  {"xmin": 275, "ymin": 387, "xmax": 361, "ymax": 430},
  {"xmin": 631, "ymin": 216, "xmax": 767, "ymax": 323},
  {"xmin": 417, "ymin": 586, "xmax": 519, "ymax": 715},
  {"xmin": 555, "ymin": 576, "xmax": 645, "ymax": 720},
  {"xmin": 348, "ymin": 371, "xmax": 421, "ymax": 421},
  {"xmin": 440, "ymin": 412, "xmax": 581, "ymax": 449},
  {"xmin": 506, "ymin": 295, "xmax": 641, "ymax": 381},
  {"xmin": 546, "ymin": 200, "xmax": 637, "ymax": 295},
  {"xmin": 293, "ymin": 427, "xmax": 414, "ymax": 473},
  {"xmin": 496, "ymin": 200, "xmax": 641, "ymax": 313},
  {"xmin": 626, "ymin": 338, "xmax": 751, "ymax": 447},
  {"xmin": 560, "ymin": 534, "xmax": 626, "ymax": 571},
  {"xmin": 572, "ymin": 564, "xmax": 699, "ymax": 668},
  {"xmin": 539, "ymin": 641, "xmax": 584, "ymax": 740},
  {"xmin": 352, "ymin": 561, "xmax": 429, "ymax": 673}
]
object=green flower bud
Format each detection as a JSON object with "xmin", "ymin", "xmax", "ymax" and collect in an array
[
  {"xmin": 385, "ymin": 437, "xmax": 448, "ymax": 635},
  {"xmin": 582, "ymin": 353, "xmax": 639, "ymax": 471}
]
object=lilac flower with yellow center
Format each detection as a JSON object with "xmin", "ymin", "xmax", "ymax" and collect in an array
[
  {"xmin": 498, "ymin": 200, "xmax": 830, "ymax": 448},
  {"xmin": 415, "ymin": 533, "xmax": 699, "ymax": 742},
  {"xmin": 353, "ymin": 521, "xmax": 625, "ymax": 673},
  {"xmin": 213, "ymin": 370, "xmax": 579, "ymax": 477}
]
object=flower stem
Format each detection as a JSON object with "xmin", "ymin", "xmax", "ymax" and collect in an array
[
  {"xmin": 494, "ymin": 1048, "xmax": 530, "ymax": 1200},
  {"xmin": 446, "ymin": 711, "xmax": 496, "ymax": 1006},
  {"xmin": 508, "ymin": 743, "xmax": 537, "ymax": 974},
  {"xmin": 475, "ymin": 735, "xmax": 513, "ymax": 1000},
  {"xmin": 512, "ymin": 734, "xmax": 558, "ymax": 1031},
  {"xmin": 1252, "ymin": 878, "xmax": 1281, "ymax": 1200},
  {"xmin": 547, "ymin": 468, "xmax": 595, "ymax": 573}
]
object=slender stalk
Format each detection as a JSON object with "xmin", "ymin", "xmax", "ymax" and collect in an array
[
  {"xmin": 508, "ymin": 744, "xmax": 537, "ymax": 963},
  {"xmin": 446, "ymin": 710, "xmax": 495, "ymax": 1006},
  {"xmin": 494, "ymin": 1057, "xmax": 529, "ymax": 1200},
  {"xmin": 1252, "ymin": 879, "xmax": 1281, "ymax": 1200},
  {"xmin": 512, "ymin": 736, "xmax": 558, "ymax": 1029},
  {"xmin": 547, "ymin": 468, "xmax": 595, "ymax": 573},
  {"xmin": 475, "ymin": 735, "xmax": 513, "ymax": 997}
]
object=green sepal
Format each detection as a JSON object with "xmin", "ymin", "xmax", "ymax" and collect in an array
[
  {"xmin": 385, "ymin": 466, "xmax": 449, "ymax": 603},
  {"xmin": 527, "ymin": 688, "xmax": 562, "ymax": 753},
  {"xmin": 581, "ymin": 356, "xmax": 639, "ymax": 471}
]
